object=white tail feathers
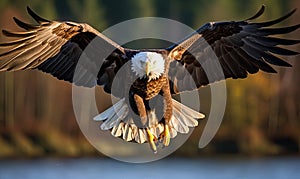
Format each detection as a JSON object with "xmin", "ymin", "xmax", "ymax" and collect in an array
[
  {"xmin": 169, "ymin": 99, "xmax": 205, "ymax": 137},
  {"xmin": 93, "ymin": 98, "xmax": 205, "ymax": 143}
]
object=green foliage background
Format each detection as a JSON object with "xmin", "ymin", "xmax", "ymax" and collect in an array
[{"xmin": 0, "ymin": 0, "xmax": 299, "ymax": 158}]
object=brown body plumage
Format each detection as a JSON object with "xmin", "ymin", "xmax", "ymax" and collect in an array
[{"xmin": 131, "ymin": 75, "xmax": 168, "ymax": 100}]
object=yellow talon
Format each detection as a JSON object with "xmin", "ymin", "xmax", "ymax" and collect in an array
[
  {"xmin": 146, "ymin": 128, "xmax": 157, "ymax": 153},
  {"xmin": 160, "ymin": 124, "xmax": 170, "ymax": 147}
]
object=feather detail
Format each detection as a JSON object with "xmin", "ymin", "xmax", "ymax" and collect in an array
[
  {"xmin": 111, "ymin": 123, "xmax": 123, "ymax": 137},
  {"xmin": 172, "ymin": 99, "xmax": 205, "ymax": 120},
  {"xmin": 93, "ymin": 98, "xmax": 154, "ymax": 144},
  {"xmin": 169, "ymin": 99, "xmax": 205, "ymax": 137},
  {"xmin": 94, "ymin": 98, "xmax": 204, "ymax": 143},
  {"xmin": 93, "ymin": 98, "xmax": 126, "ymax": 121},
  {"xmin": 135, "ymin": 129, "xmax": 147, "ymax": 143}
]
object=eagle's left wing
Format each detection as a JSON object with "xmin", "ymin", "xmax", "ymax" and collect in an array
[
  {"xmin": 0, "ymin": 7, "xmax": 128, "ymax": 95},
  {"xmin": 167, "ymin": 5, "xmax": 299, "ymax": 94}
]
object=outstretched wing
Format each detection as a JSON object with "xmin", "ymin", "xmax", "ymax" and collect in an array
[
  {"xmin": 0, "ymin": 7, "xmax": 127, "ymax": 94},
  {"xmin": 167, "ymin": 5, "xmax": 300, "ymax": 94}
]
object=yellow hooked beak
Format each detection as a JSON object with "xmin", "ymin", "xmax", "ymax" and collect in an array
[{"xmin": 145, "ymin": 61, "xmax": 150, "ymax": 77}]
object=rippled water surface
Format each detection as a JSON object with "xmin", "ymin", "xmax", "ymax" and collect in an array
[{"xmin": 0, "ymin": 157, "xmax": 300, "ymax": 179}]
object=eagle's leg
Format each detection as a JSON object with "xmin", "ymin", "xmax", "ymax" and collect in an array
[
  {"xmin": 160, "ymin": 123, "xmax": 170, "ymax": 147},
  {"xmin": 160, "ymin": 82, "xmax": 172, "ymax": 147},
  {"xmin": 133, "ymin": 94, "xmax": 157, "ymax": 152},
  {"xmin": 146, "ymin": 128, "xmax": 158, "ymax": 153}
]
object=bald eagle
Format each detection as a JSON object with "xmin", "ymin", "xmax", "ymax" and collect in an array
[{"xmin": 0, "ymin": 6, "xmax": 299, "ymax": 153}]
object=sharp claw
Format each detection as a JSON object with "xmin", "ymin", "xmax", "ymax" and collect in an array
[
  {"xmin": 164, "ymin": 124, "xmax": 170, "ymax": 147},
  {"xmin": 146, "ymin": 128, "xmax": 157, "ymax": 153},
  {"xmin": 160, "ymin": 124, "xmax": 170, "ymax": 147}
]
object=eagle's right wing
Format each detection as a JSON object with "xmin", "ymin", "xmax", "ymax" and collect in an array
[
  {"xmin": 167, "ymin": 5, "xmax": 299, "ymax": 94},
  {"xmin": 0, "ymin": 7, "xmax": 128, "ymax": 96}
]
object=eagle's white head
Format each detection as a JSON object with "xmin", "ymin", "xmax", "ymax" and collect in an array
[{"xmin": 131, "ymin": 52, "xmax": 165, "ymax": 81}]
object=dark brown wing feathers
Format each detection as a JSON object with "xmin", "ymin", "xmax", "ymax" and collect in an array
[
  {"xmin": 167, "ymin": 5, "xmax": 299, "ymax": 94},
  {"xmin": 0, "ymin": 7, "xmax": 126, "ymax": 92},
  {"xmin": 0, "ymin": 6, "xmax": 299, "ymax": 96}
]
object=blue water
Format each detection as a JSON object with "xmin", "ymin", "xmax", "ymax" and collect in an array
[{"xmin": 0, "ymin": 157, "xmax": 300, "ymax": 179}]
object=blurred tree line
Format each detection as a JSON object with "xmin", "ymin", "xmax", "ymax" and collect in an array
[{"xmin": 0, "ymin": 0, "xmax": 299, "ymax": 158}]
